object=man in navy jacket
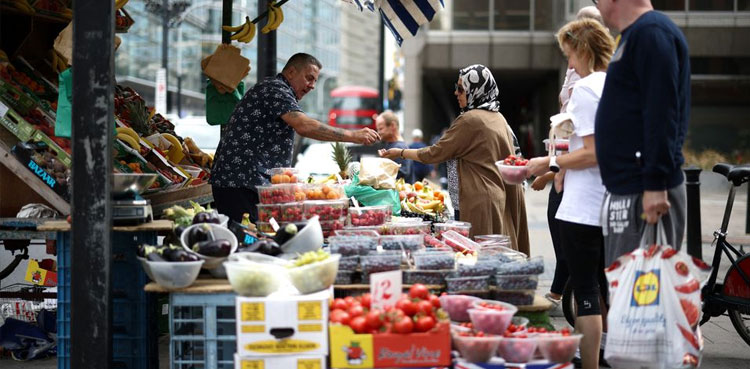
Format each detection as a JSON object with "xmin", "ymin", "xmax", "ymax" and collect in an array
[{"xmin": 595, "ymin": 0, "xmax": 690, "ymax": 264}]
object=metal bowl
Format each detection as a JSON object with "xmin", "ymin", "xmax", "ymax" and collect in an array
[{"xmin": 112, "ymin": 173, "xmax": 158, "ymax": 197}]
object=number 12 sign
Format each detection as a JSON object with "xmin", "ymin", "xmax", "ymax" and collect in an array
[{"xmin": 370, "ymin": 270, "xmax": 402, "ymax": 310}]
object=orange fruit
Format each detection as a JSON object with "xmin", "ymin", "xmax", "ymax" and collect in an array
[
  {"xmin": 322, "ymin": 185, "xmax": 331, "ymax": 194},
  {"xmin": 313, "ymin": 189, "xmax": 324, "ymax": 200},
  {"xmin": 289, "ymin": 175, "xmax": 297, "ymax": 183},
  {"xmin": 414, "ymin": 182, "xmax": 424, "ymax": 191},
  {"xmin": 326, "ymin": 191, "xmax": 339, "ymax": 200},
  {"xmin": 281, "ymin": 174, "xmax": 291, "ymax": 183},
  {"xmin": 271, "ymin": 174, "xmax": 282, "ymax": 184}
]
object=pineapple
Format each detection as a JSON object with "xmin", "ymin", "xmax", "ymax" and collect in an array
[{"xmin": 331, "ymin": 142, "xmax": 351, "ymax": 179}]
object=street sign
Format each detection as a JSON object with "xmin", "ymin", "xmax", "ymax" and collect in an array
[{"xmin": 155, "ymin": 68, "xmax": 166, "ymax": 115}]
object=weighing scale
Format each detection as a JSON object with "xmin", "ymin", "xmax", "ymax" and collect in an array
[{"xmin": 112, "ymin": 173, "xmax": 157, "ymax": 225}]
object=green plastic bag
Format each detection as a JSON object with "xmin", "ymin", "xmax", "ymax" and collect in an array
[
  {"xmin": 54, "ymin": 68, "xmax": 72, "ymax": 138},
  {"xmin": 344, "ymin": 173, "xmax": 401, "ymax": 215},
  {"xmin": 206, "ymin": 79, "xmax": 244, "ymax": 126}
]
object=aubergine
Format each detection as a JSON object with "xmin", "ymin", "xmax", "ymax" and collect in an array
[
  {"xmin": 165, "ymin": 248, "xmax": 200, "ymax": 262},
  {"xmin": 273, "ymin": 223, "xmax": 298, "ymax": 245},
  {"xmin": 192, "ymin": 239, "xmax": 232, "ymax": 257},
  {"xmin": 146, "ymin": 251, "xmax": 166, "ymax": 262},
  {"xmin": 187, "ymin": 224, "xmax": 210, "ymax": 246},
  {"xmin": 193, "ymin": 210, "xmax": 221, "ymax": 225}
]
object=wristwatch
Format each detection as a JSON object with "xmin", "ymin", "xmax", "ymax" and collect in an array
[{"xmin": 549, "ymin": 156, "xmax": 560, "ymax": 173}]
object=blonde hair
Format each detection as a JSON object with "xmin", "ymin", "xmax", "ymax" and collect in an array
[{"xmin": 556, "ymin": 19, "xmax": 615, "ymax": 74}]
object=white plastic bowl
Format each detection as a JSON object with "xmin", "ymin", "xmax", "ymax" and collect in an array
[
  {"xmin": 180, "ymin": 223, "xmax": 238, "ymax": 274},
  {"xmin": 224, "ymin": 260, "xmax": 288, "ymax": 297},
  {"xmin": 280, "ymin": 215, "xmax": 323, "ymax": 256},
  {"xmin": 495, "ymin": 163, "xmax": 528, "ymax": 185},
  {"xmin": 287, "ymin": 253, "xmax": 340, "ymax": 294},
  {"xmin": 140, "ymin": 259, "xmax": 204, "ymax": 289}
]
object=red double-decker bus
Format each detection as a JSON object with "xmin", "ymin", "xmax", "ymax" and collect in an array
[{"xmin": 328, "ymin": 86, "xmax": 379, "ymax": 130}]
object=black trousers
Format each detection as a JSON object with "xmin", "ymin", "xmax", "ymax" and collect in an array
[
  {"xmin": 211, "ymin": 186, "xmax": 260, "ymax": 224},
  {"xmin": 548, "ymin": 187, "xmax": 568, "ymax": 295},
  {"xmin": 559, "ymin": 220, "xmax": 607, "ymax": 316}
]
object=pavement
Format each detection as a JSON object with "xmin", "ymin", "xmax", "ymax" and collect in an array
[{"xmin": 2, "ymin": 174, "xmax": 748, "ymax": 368}]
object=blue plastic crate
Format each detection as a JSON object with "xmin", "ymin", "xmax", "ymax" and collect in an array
[
  {"xmin": 170, "ymin": 292, "xmax": 236, "ymax": 369},
  {"xmin": 57, "ymin": 231, "xmax": 155, "ymax": 369}
]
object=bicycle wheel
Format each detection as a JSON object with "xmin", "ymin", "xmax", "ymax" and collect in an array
[
  {"xmin": 724, "ymin": 254, "xmax": 750, "ymax": 346},
  {"xmin": 562, "ymin": 279, "xmax": 577, "ymax": 326},
  {"xmin": 728, "ymin": 308, "xmax": 750, "ymax": 346}
]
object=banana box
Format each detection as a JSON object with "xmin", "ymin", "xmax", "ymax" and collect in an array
[
  {"xmin": 233, "ymin": 353, "xmax": 326, "ymax": 369},
  {"xmin": 329, "ymin": 322, "xmax": 451, "ymax": 368},
  {"xmin": 0, "ymin": 101, "xmax": 36, "ymax": 141},
  {"xmin": 235, "ymin": 289, "xmax": 330, "ymax": 357}
]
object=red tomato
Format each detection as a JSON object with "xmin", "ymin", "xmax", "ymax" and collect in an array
[
  {"xmin": 331, "ymin": 298, "xmax": 348, "ymax": 311},
  {"xmin": 329, "ymin": 309, "xmax": 351, "ymax": 325},
  {"xmin": 396, "ymin": 298, "xmax": 418, "ymax": 316},
  {"xmin": 409, "ymin": 284, "xmax": 430, "ymax": 300},
  {"xmin": 429, "ymin": 294, "xmax": 441, "ymax": 308},
  {"xmin": 348, "ymin": 304, "xmax": 365, "ymax": 318},
  {"xmin": 415, "ymin": 316, "xmax": 436, "ymax": 332},
  {"xmin": 416, "ymin": 300, "xmax": 434, "ymax": 316},
  {"xmin": 366, "ymin": 309, "xmax": 383, "ymax": 330},
  {"xmin": 350, "ymin": 316, "xmax": 369, "ymax": 333},
  {"xmin": 393, "ymin": 316, "xmax": 414, "ymax": 334},
  {"xmin": 344, "ymin": 296, "xmax": 356, "ymax": 305},
  {"xmin": 360, "ymin": 293, "xmax": 372, "ymax": 309}
]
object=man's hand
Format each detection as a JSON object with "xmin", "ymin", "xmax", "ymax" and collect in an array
[
  {"xmin": 525, "ymin": 157, "xmax": 551, "ymax": 177},
  {"xmin": 642, "ymin": 190, "xmax": 670, "ymax": 224},
  {"xmin": 378, "ymin": 148, "xmax": 401, "ymax": 160},
  {"xmin": 353, "ymin": 128, "xmax": 380, "ymax": 145}
]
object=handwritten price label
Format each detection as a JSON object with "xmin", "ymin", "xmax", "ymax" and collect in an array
[{"xmin": 370, "ymin": 270, "xmax": 402, "ymax": 310}]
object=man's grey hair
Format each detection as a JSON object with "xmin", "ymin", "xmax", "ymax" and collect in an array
[{"xmin": 577, "ymin": 6, "xmax": 603, "ymax": 24}]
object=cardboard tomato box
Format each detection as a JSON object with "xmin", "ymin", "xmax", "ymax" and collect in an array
[
  {"xmin": 233, "ymin": 353, "xmax": 326, "ymax": 369},
  {"xmin": 25, "ymin": 259, "xmax": 57, "ymax": 287},
  {"xmin": 329, "ymin": 322, "xmax": 451, "ymax": 368},
  {"xmin": 235, "ymin": 289, "xmax": 330, "ymax": 357}
]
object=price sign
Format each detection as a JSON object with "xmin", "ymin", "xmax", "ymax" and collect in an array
[
  {"xmin": 0, "ymin": 101, "xmax": 8, "ymax": 118},
  {"xmin": 370, "ymin": 270, "xmax": 401, "ymax": 310},
  {"xmin": 269, "ymin": 218, "xmax": 280, "ymax": 232}
]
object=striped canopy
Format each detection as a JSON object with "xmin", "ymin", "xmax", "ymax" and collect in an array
[{"xmin": 348, "ymin": 0, "xmax": 445, "ymax": 46}]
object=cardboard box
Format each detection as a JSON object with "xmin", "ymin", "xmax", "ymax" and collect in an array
[
  {"xmin": 0, "ymin": 103, "xmax": 36, "ymax": 141},
  {"xmin": 235, "ymin": 290, "xmax": 330, "ymax": 357},
  {"xmin": 25, "ymin": 259, "xmax": 57, "ymax": 287},
  {"xmin": 329, "ymin": 323, "xmax": 451, "ymax": 368},
  {"xmin": 234, "ymin": 353, "xmax": 326, "ymax": 369}
]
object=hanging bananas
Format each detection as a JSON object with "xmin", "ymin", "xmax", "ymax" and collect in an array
[
  {"xmin": 115, "ymin": 0, "xmax": 129, "ymax": 10},
  {"xmin": 261, "ymin": 1, "xmax": 284, "ymax": 34},
  {"xmin": 226, "ymin": 16, "xmax": 257, "ymax": 44}
]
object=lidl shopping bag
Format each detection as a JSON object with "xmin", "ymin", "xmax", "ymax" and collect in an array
[{"xmin": 604, "ymin": 223, "xmax": 711, "ymax": 369}]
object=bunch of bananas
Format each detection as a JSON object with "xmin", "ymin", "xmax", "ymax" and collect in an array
[
  {"xmin": 49, "ymin": 49, "xmax": 69, "ymax": 74},
  {"xmin": 116, "ymin": 126, "xmax": 141, "ymax": 151},
  {"xmin": 115, "ymin": 0, "xmax": 129, "ymax": 10},
  {"xmin": 224, "ymin": 16, "xmax": 256, "ymax": 44},
  {"xmin": 261, "ymin": 1, "xmax": 284, "ymax": 34},
  {"xmin": 12, "ymin": 0, "xmax": 35, "ymax": 14}
]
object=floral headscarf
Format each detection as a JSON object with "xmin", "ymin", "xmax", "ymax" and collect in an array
[{"xmin": 458, "ymin": 64, "xmax": 501, "ymax": 113}]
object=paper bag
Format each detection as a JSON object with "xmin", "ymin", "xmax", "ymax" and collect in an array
[
  {"xmin": 54, "ymin": 22, "xmax": 73, "ymax": 66},
  {"xmin": 358, "ymin": 157, "xmax": 400, "ymax": 190},
  {"xmin": 202, "ymin": 44, "xmax": 250, "ymax": 91}
]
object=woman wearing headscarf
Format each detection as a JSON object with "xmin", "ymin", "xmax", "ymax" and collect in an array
[{"xmin": 379, "ymin": 64, "xmax": 530, "ymax": 255}]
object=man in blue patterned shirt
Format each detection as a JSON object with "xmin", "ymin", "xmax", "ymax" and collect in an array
[{"xmin": 210, "ymin": 53, "xmax": 380, "ymax": 223}]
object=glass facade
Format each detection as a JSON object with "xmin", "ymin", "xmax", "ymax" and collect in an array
[
  {"xmin": 446, "ymin": 0, "xmax": 566, "ymax": 32},
  {"xmin": 115, "ymin": 0, "xmax": 340, "ymax": 120},
  {"xmin": 651, "ymin": 0, "xmax": 750, "ymax": 10}
]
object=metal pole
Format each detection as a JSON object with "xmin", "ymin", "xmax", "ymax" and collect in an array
[
  {"xmin": 71, "ymin": 0, "xmax": 114, "ymax": 366},
  {"xmin": 222, "ymin": 0, "xmax": 233, "ymax": 44},
  {"xmin": 378, "ymin": 17, "xmax": 385, "ymax": 112},
  {"xmin": 684, "ymin": 167, "xmax": 702, "ymax": 259},
  {"xmin": 257, "ymin": 0, "xmax": 277, "ymax": 80},
  {"xmin": 162, "ymin": 0, "xmax": 170, "ymax": 112},
  {"xmin": 746, "ymin": 182, "xmax": 749, "ymax": 234}
]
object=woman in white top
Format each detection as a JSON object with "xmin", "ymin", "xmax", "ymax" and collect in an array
[{"xmin": 526, "ymin": 19, "xmax": 615, "ymax": 369}]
